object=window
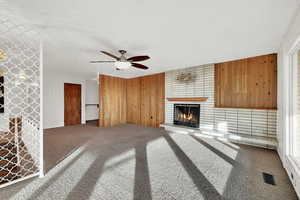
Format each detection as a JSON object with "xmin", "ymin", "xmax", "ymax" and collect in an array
[{"xmin": 290, "ymin": 50, "xmax": 300, "ymax": 160}]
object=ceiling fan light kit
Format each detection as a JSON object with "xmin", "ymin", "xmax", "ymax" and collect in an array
[
  {"xmin": 114, "ymin": 61, "xmax": 131, "ymax": 69},
  {"xmin": 90, "ymin": 49, "xmax": 150, "ymax": 70}
]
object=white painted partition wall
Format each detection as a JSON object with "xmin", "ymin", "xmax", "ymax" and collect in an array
[
  {"xmin": 0, "ymin": 4, "xmax": 42, "ymax": 187},
  {"xmin": 43, "ymin": 72, "xmax": 86, "ymax": 129},
  {"xmin": 85, "ymin": 80, "xmax": 99, "ymax": 121},
  {"xmin": 165, "ymin": 65, "xmax": 277, "ymax": 147}
]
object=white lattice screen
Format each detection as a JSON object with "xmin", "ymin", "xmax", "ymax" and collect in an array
[
  {"xmin": 0, "ymin": 5, "xmax": 41, "ymax": 187},
  {"xmin": 165, "ymin": 65, "xmax": 277, "ymax": 138}
]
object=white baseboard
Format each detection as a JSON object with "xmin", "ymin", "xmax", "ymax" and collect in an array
[
  {"xmin": 281, "ymin": 156, "xmax": 300, "ymax": 198},
  {"xmin": 44, "ymin": 123, "xmax": 86, "ymax": 130},
  {"xmin": 161, "ymin": 123, "xmax": 277, "ymax": 149},
  {"xmin": 43, "ymin": 120, "xmax": 64, "ymax": 129}
]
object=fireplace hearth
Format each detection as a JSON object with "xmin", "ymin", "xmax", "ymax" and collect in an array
[{"xmin": 173, "ymin": 104, "xmax": 200, "ymax": 128}]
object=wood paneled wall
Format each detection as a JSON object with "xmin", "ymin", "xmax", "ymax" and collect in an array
[
  {"xmin": 99, "ymin": 73, "xmax": 165, "ymax": 128},
  {"xmin": 127, "ymin": 73, "xmax": 165, "ymax": 128},
  {"xmin": 99, "ymin": 75, "xmax": 127, "ymax": 127},
  {"xmin": 215, "ymin": 54, "xmax": 277, "ymax": 109},
  {"xmin": 140, "ymin": 73, "xmax": 165, "ymax": 128},
  {"xmin": 126, "ymin": 77, "xmax": 141, "ymax": 124}
]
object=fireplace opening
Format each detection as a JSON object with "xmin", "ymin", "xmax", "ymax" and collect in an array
[{"xmin": 174, "ymin": 104, "xmax": 200, "ymax": 128}]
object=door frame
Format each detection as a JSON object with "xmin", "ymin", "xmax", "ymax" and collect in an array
[{"xmin": 64, "ymin": 83, "xmax": 82, "ymax": 126}]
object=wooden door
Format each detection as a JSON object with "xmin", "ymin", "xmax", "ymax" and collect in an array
[{"xmin": 64, "ymin": 83, "xmax": 81, "ymax": 126}]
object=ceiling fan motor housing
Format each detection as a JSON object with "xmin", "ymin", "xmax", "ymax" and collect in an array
[{"xmin": 119, "ymin": 50, "xmax": 127, "ymax": 55}]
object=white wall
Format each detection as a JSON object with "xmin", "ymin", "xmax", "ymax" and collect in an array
[
  {"xmin": 43, "ymin": 71, "xmax": 86, "ymax": 129},
  {"xmin": 278, "ymin": 5, "xmax": 300, "ymax": 197},
  {"xmin": 85, "ymin": 80, "xmax": 99, "ymax": 121}
]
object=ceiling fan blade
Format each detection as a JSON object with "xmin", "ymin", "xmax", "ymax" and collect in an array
[
  {"xmin": 90, "ymin": 61, "xmax": 115, "ymax": 63},
  {"xmin": 100, "ymin": 51, "xmax": 120, "ymax": 60},
  {"xmin": 127, "ymin": 55, "xmax": 150, "ymax": 62},
  {"xmin": 132, "ymin": 63, "xmax": 149, "ymax": 70}
]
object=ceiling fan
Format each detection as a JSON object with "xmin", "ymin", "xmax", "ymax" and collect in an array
[{"xmin": 90, "ymin": 50, "xmax": 150, "ymax": 70}]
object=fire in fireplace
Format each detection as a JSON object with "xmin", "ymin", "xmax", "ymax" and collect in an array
[{"xmin": 174, "ymin": 104, "xmax": 200, "ymax": 128}]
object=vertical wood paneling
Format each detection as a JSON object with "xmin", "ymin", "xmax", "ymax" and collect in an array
[
  {"xmin": 215, "ymin": 54, "xmax": 277, "ymax": 109},
  {"xmin": 99, "ymin": 75, "xmax": 127, "ymax": 127},
  {"xmin": 149, "ymin": 75, "xmax": 157, "ymax": 127},
  {"xmin": 98, "ymin": 73, "xmax": 164, "ymax": 128},
  {"xmin": 157, "ymin": 73, "xmax": 165, "ymax": 127},
  {"xmin": 140, "ymin": 73, "xmax": 165, "ymax": 128},
  {"xmin": 126, "ymin": 78, "xmax": 141, "ymax": 124},
  {"xmin": 140, "ymin": 75, "xmax": 151, "ymax": 127},
  {"xmin": 99, "ymin": 75, "xmax": 105, "ymax": 127}
]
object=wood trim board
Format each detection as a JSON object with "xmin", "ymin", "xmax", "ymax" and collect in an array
[{"xmin": 167, "ymin": 97, "xmax": 208, "ymax": 102}]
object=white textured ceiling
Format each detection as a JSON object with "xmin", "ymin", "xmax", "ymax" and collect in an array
[{"xmin": 4, "ymin": 0, "xmax": 299, "ymax": 79}]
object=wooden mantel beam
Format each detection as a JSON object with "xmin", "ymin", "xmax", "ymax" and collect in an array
[{"xmin": 166, "ymin": 97, "xmax": 208, "ymax": 102}]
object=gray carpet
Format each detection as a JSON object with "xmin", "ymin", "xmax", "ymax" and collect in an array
[{"xmin": 0, "ymin": 123, "xmax": 297, "ymax": 200}]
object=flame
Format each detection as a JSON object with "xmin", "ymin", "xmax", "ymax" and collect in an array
[{"xmin": 180, "ymin": 113, "xmax": 193, "ymax": 121}]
